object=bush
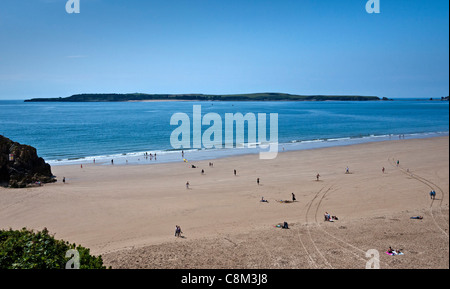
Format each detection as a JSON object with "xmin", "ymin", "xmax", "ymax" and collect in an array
[{"xmin": 0, "ymin": 227, "xmax": 109, "ymax": 269}]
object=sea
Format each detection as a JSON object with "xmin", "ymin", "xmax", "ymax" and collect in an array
[{"xmin": 0, "ymin": 99, "xmax": 448, "ymax": 166}]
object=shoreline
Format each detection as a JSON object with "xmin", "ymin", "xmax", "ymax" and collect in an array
[{"xmin": 46, "ymin": 131, "xmax": 449, "ymax": 167}]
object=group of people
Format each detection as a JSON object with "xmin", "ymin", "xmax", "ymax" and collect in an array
[
  {"xmin": 324, "ymin": 212, "xmax": 338, "ymax": 222},
  {"xmin": 429, "ymin": 190, "xmax": 437, "ymax": 200},
  {"xmin": 387, "ymin": 246, "xmax": 403, "ymax": 256},
  {"xmin": 261, "ymin": 193, "xmax": 296, "ymax": 204},
  {"xmin": 78, "ymin": 153, "xmax": 160, "ymax": 168},
  {"xmin": 143, "ymin": 152, "xmax": 157, "ymax": 161}
]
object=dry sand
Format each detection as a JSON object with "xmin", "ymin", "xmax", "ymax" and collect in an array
[{"xmin": 0, "ymin": 137, "xmax": 448, "ymax": 269}]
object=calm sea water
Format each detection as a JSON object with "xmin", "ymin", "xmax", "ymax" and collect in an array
[{"xmin": 0, "ymin": 100, "xmax": 448, "ymax": 165}]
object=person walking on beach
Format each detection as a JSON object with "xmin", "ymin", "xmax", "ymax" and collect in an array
[
  {"xmin": 430, "ymin": 190, "xmax": 436, "ymax": 200},
  {"xmin": 111, "ymin": 159, "xmax": 114, "ymax": 165},
  {"xmin": 234, "ymin": 169, "xmax": 237, "ymax": 176},
  {"xmin": 201, "ymin": 169, "xmax": 205, "ymax": 175},
  {"xmin": 186, "ymin": 181, "xmax": 190, "ymax": 189},
  {"xmin": 175, "ymin": 225, "xmax": 182, "ymax": 237},
  {"xmin": 382, "ymin": 167, "xmax": 385, "ymax": 174},
  {"xmin": 257, "ymin": 178, "xmax": 260, "ymax": 185},
  {"xmin": 346, "ymin": 167, "xmax": 350, "ymax": 174},
  {"xmin": 316, "ymin": 173, "xmax": 320, "ymax": 181},
  {"xmin": 63, "ymin": 177, "xmax": 65, "ymax": 184},
  {"xmin": 292, "ymin": 193, "xmax": 296, "ymax": 202},
  {"xmin": 396, "ymin": 160, "xmax": 400, "ymax": 167}
]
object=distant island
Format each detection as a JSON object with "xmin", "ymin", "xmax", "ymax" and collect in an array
[{"xmin": 25, "ymin": 93, "xmax": 382, "ymax": 102}]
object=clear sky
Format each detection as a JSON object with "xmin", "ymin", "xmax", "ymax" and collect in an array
[{"xmin": 0, "ymin": 0, "xmax": 448, "ymax": 100}]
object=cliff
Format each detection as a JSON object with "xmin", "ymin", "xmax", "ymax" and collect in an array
[{"xmin": 0, "ymin": 135, "xmax": 56, "ymax": 188}]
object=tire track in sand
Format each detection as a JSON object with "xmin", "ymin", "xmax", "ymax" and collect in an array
[
  {"xmin": 312, "ymin": 184, "xmax": 389, "ymax": 269},
  {"xmin": 389, "ymin": 156, "xmax": 448, "ymax": 239},
  {"xmin": 294, "ymin": 190, "xmax": 321, "ymax": 269},
  {"xmin": 303, "ymin": 185, "xmax": 334, "ymax": 269}
]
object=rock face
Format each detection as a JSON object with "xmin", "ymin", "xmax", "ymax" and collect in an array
[{"xmin": 0, "ymin": 135, "xmax": 56, "ymax": 188}]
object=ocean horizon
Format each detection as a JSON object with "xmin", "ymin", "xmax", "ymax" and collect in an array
[{"xmin": 1, "ymin": 99, "xmax": 448, "ymax": 166}]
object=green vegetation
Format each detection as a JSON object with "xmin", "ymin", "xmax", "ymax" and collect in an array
[
  {"xmin": 25, "ymin": 93, "xmax": 381, "ymax": 102},
  {"xmin": 0, "ymin": 228, "xmax": 108, "ymax": 269}
]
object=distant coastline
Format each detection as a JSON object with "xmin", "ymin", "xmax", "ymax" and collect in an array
[{"xmin": 24, "ymin": 93, "xmax": 382, "ymax": 102}]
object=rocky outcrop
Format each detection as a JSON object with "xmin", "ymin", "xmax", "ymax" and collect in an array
[{"xmin": 0, "ymin": 135, "xmax": 56, "ymax": 188}]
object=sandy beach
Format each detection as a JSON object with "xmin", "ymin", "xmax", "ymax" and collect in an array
[{"xmin": 0, "ymin": 136, "xmax": 448, "ymax": 269}]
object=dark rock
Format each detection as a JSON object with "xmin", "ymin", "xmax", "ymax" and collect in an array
[{"xmin": 0, "ymin": 135, "xmax": 56, "ymax": 188}]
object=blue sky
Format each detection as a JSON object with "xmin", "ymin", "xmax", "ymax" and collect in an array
[{"xmin": 0, "ymin": 0, "xmax": 448, "ymax": 100}]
